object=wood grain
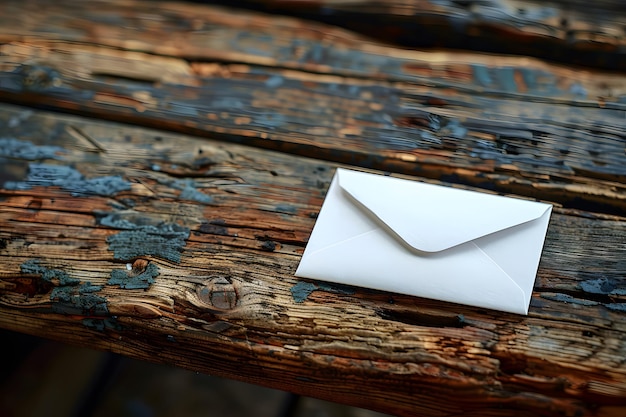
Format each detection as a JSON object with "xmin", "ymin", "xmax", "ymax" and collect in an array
[
  {"xmin": 0, "ymin": 104, "xmax": 625, "ymax": 417},
  {"xmin": 216, "ymin": 0, "xmax": 626, "ymax": 71},
  {"xmin": 0, "ymin": 1, "xmax": 625, "ymax": 215},
  {"xmin": 1, "ymin": 1, "xmax": 625, "ymax": 416}
]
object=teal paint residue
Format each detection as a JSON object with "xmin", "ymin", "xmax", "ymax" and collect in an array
[
  {"xmin": 50, "ymin": 283, "xmax": 107, "ymax": 315},
  {"xmin": 291, "ymin": 281, "xmax": 317, "ymax": 303},
  {"xmin": 101, "ymin": 214, "xmax": 190, "ymax": 263},
  {"xmin": 176, "ymin": 180, "xmax": 214, "ymax": 204},
  {"xmin": 569, "ymin": 83, "xmax": 588, "ymax": 98},
  {"xmin": 443, "ymin": 120, "xmax": 468, "ymax": 139},
  {"xmin": 158, "ymin": 179, "xmax": 213, "ymax": 204},
  {"xmin": 16, "ymin": 65, "xmax": 61, "ymax": 91},
  {"xmin": 108, "ymin": 263, "xmax": 159, "ymax": 289},
  {"xmin": 252, "ymin": 112, "xmax": 286, "ymax": 129},
  {"xmin": 168, "ymin": 101, "xmax": 199, "ymax": 117},
  {"xmin": 107, "ymin": 229, "xmax": 188, "ymax": 263},
  {"xmin": 606, "ymin": 303, "xmax": 626, "ymax": 313},
  {"xmin": 20, "ymin": 259, "xmax": 107, "ymax": 315},
  {"xmin": 211, "ymin": 98, "xmax": 244, "ymax": 109},
  {"xmin": 82, "ymin": 318, "xmax": 122, "ymax": 332},
  {"xmin": 580, "ymin": 277, "xmax": 626, "ymax": 296},
  {"xmin": 472, "ymin": 64, "xmax": 492, "ymax": 87},
  {"xmin": 4, "ymin": 163, "xmax": 131, "ymax": 197},
  {"xmin": 290, "ymin": 280, "xmax": 355, "ymax": 303},
  {"xmin": 20, "ymin": 259, "xmax": 80, "ymax": 286},
  {"xmin": 275, "ymin": 203, "xmax": 297, "ymax": 214},
  {"xmin": 0, "ymin": 138, "xmax": 65, "ymax": 160},
  {"xmin": 495, "ymin": 67, "xmax": 517, "ymax": 93},
  {"xmin": 540, "ymin": 293, "xmax": 599, "ymax": 306},
  {"xmin": 265, "ymin": 75, "xmax": 284, "ymax": 88}
]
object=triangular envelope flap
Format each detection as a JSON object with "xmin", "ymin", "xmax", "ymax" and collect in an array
[{"xmin": 337, "ymin": 169, "xmax": 550, "ymax": 252}]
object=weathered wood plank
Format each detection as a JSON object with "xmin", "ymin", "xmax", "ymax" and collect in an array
[
  {"xmin": 215, "ymin": 0, "xmax": 626, "ymax": 71},
  {"xmin": 1, "ymin": 104, "xmax": 625, "ymax": 417},
  {"xmin": 0, "ymin": 34, "xmax": 625, "ymax": 214}
]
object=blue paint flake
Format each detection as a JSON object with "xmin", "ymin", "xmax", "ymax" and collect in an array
[
  {"xmin": 168, "ymin": 101, "xmax": 199, "ymax": 117},
  {"xmin": 275, "ymin": 203, "xmax": 297, "ymax": 214},
  {"xmin": 20, "ymin": 259, "xmax": 80, "ymax": 286},
  {"xmin": 82, "ymin": 318, "xmax": 122, "ymax": 332},
  {"xmin": 472, "ymin": 64, "xmax": 492, "ymax": 86},
  {"xmin": 108, "ymin": 263, "xmax": 160, "ymax": 289},
  {"xmin": 0, "ymin": 137, "xmax": 65, "ymax": 160},
  {"xmin": 20, "ymin": 259, "xmax": 107, "ymax": 315},
  {"xmin": 50, "ymin": 283, "xmax": 107, "ymax": 315},
  {"xmin": 606, "ymin": 303, "xmax": 626, "ymax": 313},
  {"xmin": 291, "ymin": 281, "xmax": 318, "ymax": 303},
  {"xmin": 4, "ymin": 163, "xmax": 131, "ymax": 196},
  {"xmin": 172, "ymin": 179, "xmax": 213, "ymax": 204},
  {"xmin": 540, "ymin": 293, "xmax": 599, "ymax": 306},
  {"xmin": 580, "ymin": 277, "xmax": 625, "ymax": 296},
  {"xmin": 290, "ymin": 280, "xmax": 355, "ymax": 303},
  {"xmin": 100, "ymin": 214, "xmax": 190, "ymax": 263},
  {"xmin": 495, "ymin": 67, "xmax": 517, "ymax": 93},
  {"xmin": 265, "ymin": 75, "xmax": 284, "ymax": 88}
]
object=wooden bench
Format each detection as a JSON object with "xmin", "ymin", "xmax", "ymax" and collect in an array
[{"xmin": 0, "ymin": 1, "xmax": 625, "ymax": 416}]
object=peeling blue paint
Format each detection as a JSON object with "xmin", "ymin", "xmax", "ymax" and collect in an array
[
  {"xmin": 540, "ymin": 293, "xmax": 599, "ymax": 306},
  {"xmin": 495, "ymin": 67, "xmax": 517, "ymax": 93},
  {"xmin": 0, "ymin": 138, "xmax": 65, "ymax": 160},
  {"xmin": 50, "ymin": 283, "xmax": 107, "ymax": 315},
  {"xmin": 290, "ymin": 280, "xmax": 355, "ymax": 303},
  {"xmin": 252, "ymin": 112, "xmax": 286, "ymax": 129},
  {"xmin": 168, "ymin": 101, "xmax": 199, "ymax": 117},
  {"xmin": 443, "ymin": 120, "xmax": 468, "ymax": 139},
  {"xmin": 82, "ymin": 318, "xmax": 122, "ymax": 332},
  {"xmin": 211, "ymin": 98, "xmax": 244, "ymax": 109},
  {"xmin": 569, "ymin": 83, "xmax": 587, "ymax": 98},
  {"xmin": 179, "ymin": 186, "xmax": 213, "ymax": 203},
  {"xmin": 606, "ymin": 303, "xmax": 626, "ymax": 313},
  {"xmin": 265, "ymin": 75, "xmax": 284, "ymax": 88},
  {"xmin": 580, "ymin": 277, "xmax": 626, "ymax": 296},
  {"xmin": 275, "ymin": 203, "xmax": 297, "ymax": 214},
  {"xmin": 172, "ymin": 179, "xmax": 214, "ymax": 204},
  {"xmin": 108, "ymin": 263, "xmax": 159, "ymax": 289},
  {"xmin": 20, "ymin": 259, "xmax": 80, "ymax": 286},
  {"xmin": 100, "ymin": 213, "xmax": 189, "ymax": 263},
  {"xmin": 4, "ymin": 163, "xmax": 131, "ymax": 196},
  {"xmin": 291, "ymin": 281, "xmax": 317, "ymax": 303},
  {"xmin": 20, "ymin": 259, "xmax": 107, "ymax": 315},
  {"xmin": 472, "ymin": 64, "xmax": 492, "ymax": 87},
  {"xmin": 15, "ymin": 64, "xmax": 61, "ymax": 91},
  {"xmin": 7, "ymin": 110, "xmax": 33, "ymax": 128}
]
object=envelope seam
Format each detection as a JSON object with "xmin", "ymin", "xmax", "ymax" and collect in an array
[
  {"xmin": 472, "ymin": 242, "xmax": 528, "ymax": 307},
  {"xmin": 304, "ymin": 229, "xmax": 378, "ymax": 257}
]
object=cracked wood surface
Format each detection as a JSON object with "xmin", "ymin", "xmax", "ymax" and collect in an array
[
  {"xmin": 1, "ymin": 104, "xmax": 625, "ymax": 417},
  {"xmin": 0, "ymin": 0, "xmax": 625, "ymax": 416},
  {"xmin": 214, "ymin": 0, "xmax": 626, "ymax": 71},
  {"xmin": 0, "ymin": 0, "xmax": 625, "ymax": 216}
]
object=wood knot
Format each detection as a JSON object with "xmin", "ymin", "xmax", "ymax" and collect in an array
[
  {"xmin": 131, "ymin": 258, "xmax": 149, "ymax": 273},
  {"xmin": 197, "ymin": 275, "xmax": 238, "ymax": 311}
]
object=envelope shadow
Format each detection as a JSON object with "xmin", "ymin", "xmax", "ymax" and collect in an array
[{"xmin": 374, "ymin": 294, "xmax": 527, "ymax": 328}]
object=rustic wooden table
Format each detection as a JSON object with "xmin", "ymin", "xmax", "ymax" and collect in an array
[{"xmin": 0, "ymin": 1, "xmax": 625, "ymax": 416}]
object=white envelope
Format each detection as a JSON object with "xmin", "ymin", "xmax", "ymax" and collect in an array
[{"xmin": 295, "ymin": 168, "xmax": 552, "ymax": 314}]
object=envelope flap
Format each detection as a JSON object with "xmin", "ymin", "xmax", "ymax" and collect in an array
[{"xmin": 337, "ymin": 169, "xmax": 551, "ymax": 252}]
